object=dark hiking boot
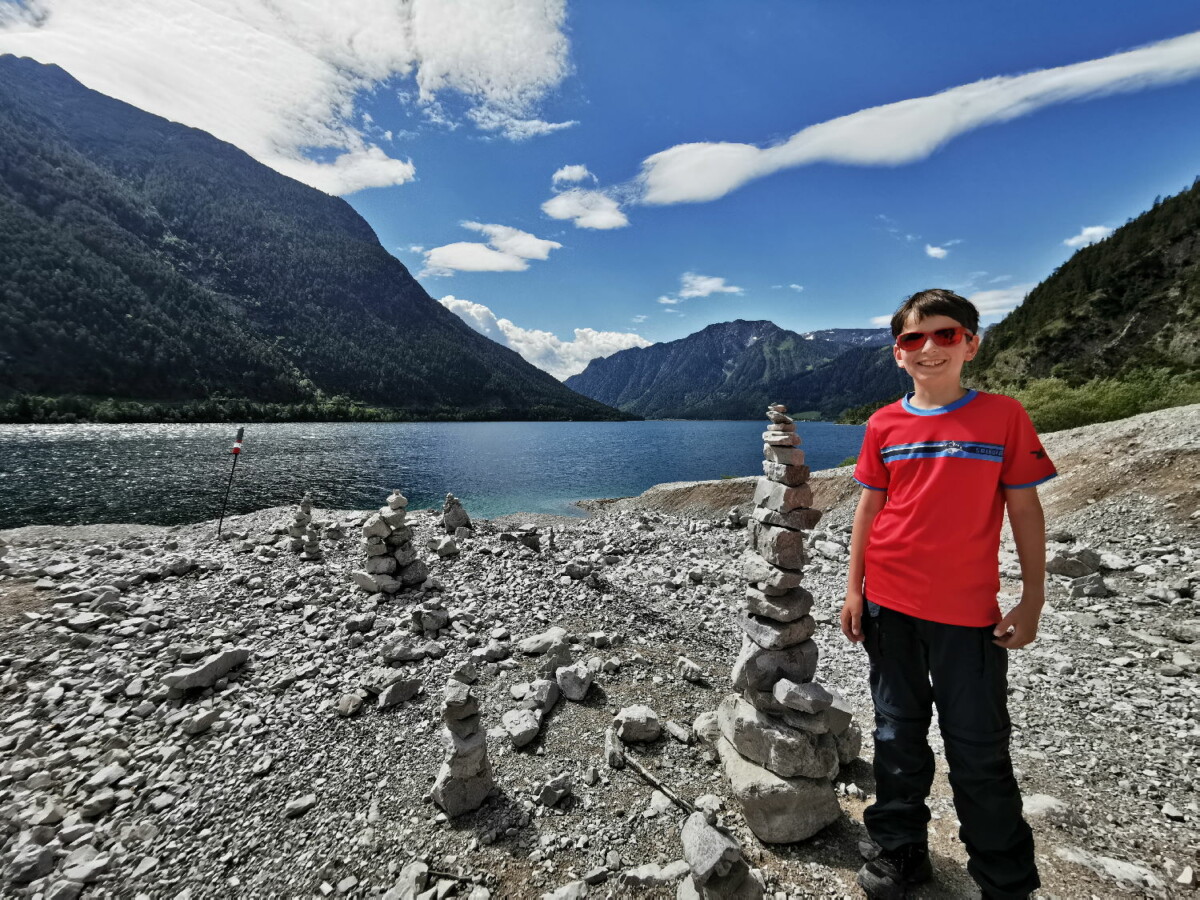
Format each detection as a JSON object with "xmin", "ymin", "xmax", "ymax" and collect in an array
[{"xmin": 856, "ymin": 842, "xmax": 932, "ymax": 899}]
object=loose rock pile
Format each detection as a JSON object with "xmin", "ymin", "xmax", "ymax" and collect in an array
[
  {"xmin": 702, "ymin": 403, "xmax": 861, "ymax": 844},
  {"xmin": 352, "ymin": 489, "xmax": 429, "ymax": 594}
]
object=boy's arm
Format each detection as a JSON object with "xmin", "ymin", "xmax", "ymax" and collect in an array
[
  {"xmin": 841, "ymin": 487, "xmax": 886, "ymax": 643},
  {"xmin": 994, "ymin": 486, "xmax": 1047, "ymax": 649}
]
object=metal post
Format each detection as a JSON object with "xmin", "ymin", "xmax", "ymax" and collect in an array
[{"xmin": 217, "ymin": 427, "xmax": 244, "ymax": 538}]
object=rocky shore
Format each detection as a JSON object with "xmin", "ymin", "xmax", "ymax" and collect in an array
[{"xmin": 1, "ymin": 405, "xmax": 1198, "ymax": 899}]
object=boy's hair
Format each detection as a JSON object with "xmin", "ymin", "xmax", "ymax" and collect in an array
[{"xmin": 890, "ymin": 289, "xmax": 980, "ymax": 337}]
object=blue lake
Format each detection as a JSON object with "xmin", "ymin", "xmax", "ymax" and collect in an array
[{"xmin": 0, "ymin": 420, "xmax": 866, "ymax": 529}]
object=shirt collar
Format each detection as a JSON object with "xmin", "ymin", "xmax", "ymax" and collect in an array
[{"xmin": 901, "ymin": 389, "xmax": 978, "ymax": 416}]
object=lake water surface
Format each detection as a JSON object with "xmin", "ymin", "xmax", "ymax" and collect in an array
[{"xmin": 0, "ymin": 420, "xmax": 866, "ymax": 529}]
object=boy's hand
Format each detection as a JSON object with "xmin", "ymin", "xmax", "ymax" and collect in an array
[
  {"xmin": 840, "ymin": 593, "xmax": 865, "ymax": 643},
  {"xmin": 992, "ymin": 595, "xmax": 1044, "ymax": 650}
]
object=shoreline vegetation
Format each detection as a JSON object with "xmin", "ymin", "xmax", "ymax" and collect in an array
[
  {"xmin": 837, "ymin": 366, "xmax": 1200, "ymax": 433},
  {"xmin": 0, "ymin": 393, "xmax": 643, "ymax": 425}
]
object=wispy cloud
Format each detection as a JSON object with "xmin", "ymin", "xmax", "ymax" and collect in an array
[
  {"xmin": 0, "ymin": 0, "xmax": 573, "ymax": 194},
  {"xmin": 1063, "ymin": 225, "xmax": 1114, "ymax": 247},
  {"xmin": 925, "ymin": 244, "xmax": 949, "ymax": 259},
  {"xmin": 788, "ymin": 284, "xmax": 804, "ymax": 293},
  {"xmin": 439, "ymin": 295, "xmax": 651, "ymax": 379},
  {"xmin": 968, "ymin": 284, "xmax": 1036, "ymax": 320},
  {"xmin": 657, "ymin": 296, "xmax": 681, "ymax": 305},
  {"xmin": 678, "ymin": 272, "xmax": 743, "ymax": 298},
  {"xmin": 632, "ymin": 315, "xmax": 648, "ymax": 323},
  {"xmin": 422, "ymin": 222, "xmax": 562, "ymax": 276},
  {"xmin": 630, "ymin": 31, "xmax": 1200, "ymax": 206},
  {"xmin": 871, "ymin": 282, "xmax": 1035, "ymax": 327}
]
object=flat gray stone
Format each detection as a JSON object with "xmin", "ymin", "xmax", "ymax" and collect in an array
[
  {"xmin": 717, "ymin": 695, "xmax": 838, "ymax": 780},
  {"xmin": 162, "ymin": 647, "xmax": 251, "ymax": 692},
  {"xmin": 731, "ymin": 635, "xmax": 818, "ymax": 692},
  {"xmin": 740, "ymin": 612, "xmax": 815, "ymax": 649},
  {"xmin": 743, "ymin": 586, "xmax": 814, "ymax": 623}
]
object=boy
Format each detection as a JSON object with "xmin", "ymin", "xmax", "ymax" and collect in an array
[{"xmin": 840, "ymin": 289, "xmax": 1056, "ymax": 900}]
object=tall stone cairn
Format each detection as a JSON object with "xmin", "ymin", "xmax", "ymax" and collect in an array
[
  {"xmin": 351, "ymin": 489, "xmax": 430, "ymax": 595},
  {"xmin": 710, "ymin": 403, "xmax": 862, "ymax": 844},
  {"xmin": 284, "ymin": 495, "xmax": 325, "ymax": 560}
]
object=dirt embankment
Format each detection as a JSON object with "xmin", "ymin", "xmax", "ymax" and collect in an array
[{"xmin": 587, "ymin": 403, "xmax": 1200, "ymax": 526}]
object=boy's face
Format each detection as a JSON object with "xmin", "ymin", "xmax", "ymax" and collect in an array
[{"xmin": 892, "ymin": 312, "xmax": 980, "ymax": 387}]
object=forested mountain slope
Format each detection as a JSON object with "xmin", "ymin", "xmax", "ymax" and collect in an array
[
  {"xmin": 0, "ymin": 55, "xmax": 629, "ymax": 422},
  {"xmin": 974, "ymin": 179, "xmax": 1200, "ymax": 385}
]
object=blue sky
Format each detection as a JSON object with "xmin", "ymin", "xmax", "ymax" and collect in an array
[{"xmin": 2, "ymin": 1, "xmax": 1199, "ymax": 377}]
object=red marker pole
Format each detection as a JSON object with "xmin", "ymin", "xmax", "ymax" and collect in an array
[{"xmin": 217, "ymin": 427, "xmax": 245, "ymax": 538}]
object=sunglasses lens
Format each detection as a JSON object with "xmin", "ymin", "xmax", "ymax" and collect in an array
[
  {"xmin": 932, "ymin": 328, "xmax": 962, "ymax": 346},
  {"xmin": 897, "ymin": 333, "xmax": 924, "ymax": 349}
]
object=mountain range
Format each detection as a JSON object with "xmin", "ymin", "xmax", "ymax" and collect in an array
[
  {"xmin": 0, "ymin": 55, "xmax": 629, "ymax": 422},
  {"xmin": 564, "ymin": 321, "xmax": 906, "ymax": 419}
]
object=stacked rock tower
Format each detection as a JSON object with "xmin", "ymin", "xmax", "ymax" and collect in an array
[
  {"xmin": 432, "ymin": 677, "xmax": 495, "ymax": 817},
  {"xmin": 284, "ymin": 495, "xmax": 324, "ymax": 560},
  {"xmin": 712, "ymin": 403, "xmax": 861, "ymax": 844},
  {"xmin": 352, "ymin": 489, "xmax": 430, "ymax": 594}
]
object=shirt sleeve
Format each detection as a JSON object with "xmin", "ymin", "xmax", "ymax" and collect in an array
[
  {"xmin": 853, "ymin": 418, "xmax": 889, "ymax": 492},
  {"xmin": 1000, "ymin": 401, "xmax": 1057, "ymax": 489}
]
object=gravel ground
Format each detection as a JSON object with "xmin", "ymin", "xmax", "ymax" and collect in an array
[{"xmin": 0, "ymin": 405, "xmax": 1197, "ymax": 899}]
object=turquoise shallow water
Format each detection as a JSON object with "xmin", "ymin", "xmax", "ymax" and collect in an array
[{"xmin": 0, "ymin": 420, "xmax": 866, "ymax": 528}]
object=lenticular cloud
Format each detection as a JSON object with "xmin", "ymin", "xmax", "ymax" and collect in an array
[{"xmin": 636, "ymin": 30, "xmax": 1200, "ymax": 205}]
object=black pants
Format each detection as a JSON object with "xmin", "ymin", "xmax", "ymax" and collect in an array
[{"xmin": 862, "ymin": 601, "xmax": 1039, "ymax": 900}]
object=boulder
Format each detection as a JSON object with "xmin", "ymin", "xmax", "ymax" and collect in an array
[
  {"xmin": 716, "ymin": 736, "xmax": 840, "ymax": 843},
  {"xmin": 615, "ymin": 705, "xmax": 662, "ymax": 742}
]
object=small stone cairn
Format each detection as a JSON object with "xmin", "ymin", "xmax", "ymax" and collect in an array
[
  {"xmin": 352, "ymin": 489, "xmax": 430, "ymax": 594},
  {"xmin": 432, "ymin": 676, "xmax": 495, "ymax": 817},
  {"xmin": 703, "ymin": 403, "xmax": 861, "ymax": 844},
  {"xmin": 442, "ymin": 493, "xmax": 473, "ymax": 537},
  {"xmin": 284, "ymin": 495, "xmax": 324, "ymax": 560}
]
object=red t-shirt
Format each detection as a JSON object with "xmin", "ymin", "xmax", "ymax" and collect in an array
[{"xmin": 853, "ymin": 390, "xmax": 1057, "ymax": 626}]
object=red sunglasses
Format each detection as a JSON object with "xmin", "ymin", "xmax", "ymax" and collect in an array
[{"xmin": 895, "ymin": 326, "xmax": 974, "ymax": 351}]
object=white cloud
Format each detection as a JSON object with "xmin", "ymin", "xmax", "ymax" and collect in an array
[
  {"xmin": 968, "ymin": 283, "xmax": 1036, "ymax": 319},
  {"xmin": 541, "ymin": 189, "xmax": 629, "ymax": 229},
  {"xmin": 423, "ymin": 242, "xmax": 530, "ymax": 275},
  {"xmin": 0, "ymin": 0, "xmax": 572, "ymax": 195},
  {"xmin": 632, "ymin": 315, "xmax": 648, "ymax": 323},
  {"xmin": 678, "ymin": 272, "xmax": 744, "ymax": 298},
  {"xmin": 657, "ymin": 296, "xmax": 680, "ymax": 305},
  {"xmin": 552, "ymin": 164, "xmax": 594, "ymax": 184},
  {"xmin": 1063, "ymin": 225, "xmax": 1114, "ymax": 248},
  {"xmin": 870, "ymin": 314, "xmax": 892, "ymax": 327},
  {"xmin": 925, "ymin": 244, "xmax": 949, "ymax": 259},
  {"xmin": 408, "ymin": 244, "xmax": 426, "ymax": 253},
  {"xmin": 463, "ymin": 222, "xmax": 562, "ymax": 260},
  {"xmin": 789, "ymin": 284, "xmax": 804, "ymax": 292},
  {"xmin": 634, "ymin": 30, "xmax": 1200, "ymax": 205},
  {"xmin": 422, "ymin": 221, "xmax": 562, "ymax": 275},
  {"xmin": 438, "ymin": 295, "xmax": 651, "ymax": 379}
]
